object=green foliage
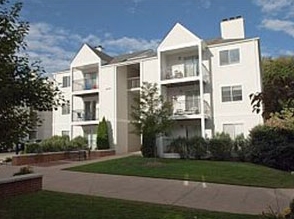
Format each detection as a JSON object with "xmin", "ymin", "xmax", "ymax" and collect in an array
[
  {"xmin": 25, "ymin": 142, "xmax": 42, "ymax": 153},
  {"xmin": 131, "ymin": 82, "xmax": 173, "ymax": 157},
  {"xmin": 208, "ymin": 133, "xmax": 233, "ymax": 161},
  {"xmin": 13, "ymin": 166, "xmax": 33, "ymax": 176},
  {"xmin": 249, "ymin": 125, "xmax": 294, "ymax": 171},
  {"xmin": 169, "ymin": 136, "xmax": 207, "ymax": 159},
  {"xmin": 68, "ymin": 136, "xmax": 88, "ymax": 150},
  {"xmin": 266, "ymin": 108, "xmax": 294, "ymax": 130},
  {"xmin": 250, "ymin": 56, "xmax": 294, "ymax": 119},
  {"xmin": 233, "ymin": 134, "xmax": 250, "ymax": 161},
  {"xmin": 0, "ymin": 0, "xmax": 63, "ymax": 149},
  {"xmin": 40, "ymin": 135, "xmax": 69, "ymax": 152},
  {"xmin": 96, "ymin": 117, "xmax": 110, "ymax": 150}
]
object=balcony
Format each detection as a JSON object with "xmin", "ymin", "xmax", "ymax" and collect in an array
[
  {"xmin": 128, "ymin": 77, "xmax": 140, "ymax": 90},
  {"xmin": 170, "ymin": 98, "xmax": 211, "ymax": 118},
  {"xmin": 73, "ymin": 78, "xmax": 98, "ymax": 92},
  {"xmin": 72, "ymin": 109, "xmax": 99, "ymax": 122}
]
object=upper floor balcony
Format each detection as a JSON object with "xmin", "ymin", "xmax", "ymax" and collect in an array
[
  {"xmin": 73, "ymin": 78, "xmax": 98, "ymax": 93},
  {"xmin": 72, "ymin": 108, "xmax": 99, "ymax": 124}
]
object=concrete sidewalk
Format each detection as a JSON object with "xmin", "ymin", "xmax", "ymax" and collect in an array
[{"xmin": 1, "ymin": 154, "xmax": 294, "ymax": 215}]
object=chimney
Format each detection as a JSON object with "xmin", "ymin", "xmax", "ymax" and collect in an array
[
  {"xmin": 95, "ymin": 45, "xmax": 104, "ymax": 51},
  {"xmin": 220, "ymin": 16, "xmax": 245, "ymax": 39}
]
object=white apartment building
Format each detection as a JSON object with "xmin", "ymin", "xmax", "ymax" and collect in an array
[{"xmin": 52, "ymin": 16, "xmax": 263, "ymax": 156}]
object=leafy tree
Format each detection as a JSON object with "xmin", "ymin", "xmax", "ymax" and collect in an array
[
  {"xmin": 250, "ymin": 56, "xmax": 294, "ymax": 119},
  {"xmin": 0, "ymin": 0, "xmax": 63, "ymax": 149},
  {"xmin": 96, "ymin": 117, "xmax": 110, "ymax": 150},
  {"xmin": 265, "ymin": 108, "xmax": 294, "ymax": 130},
  {"xmin": 131, "ymin": 82, "xmax": 173, "ymax": 157}
]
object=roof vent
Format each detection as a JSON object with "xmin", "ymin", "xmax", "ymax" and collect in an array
[{"xmin": 95, "ymin": 45, "xmax": 104, "ymax": 51}]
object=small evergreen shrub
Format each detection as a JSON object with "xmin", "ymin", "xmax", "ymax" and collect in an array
[
  {"xmin": 141, "ymin": 133, "xmax": 156, "ymax": 158},
  {"xmin": 249, "ymin": 125, "xmax": 294, "ymax": 171},
  {"xmin": 233, "ymin": 134, "xmax": 250, "ymax": 161},
  {"xmin": 68, "ymin": 136, "xmax": 88, "ymax": 151},
  {"xmin": 25, "ymin": 143, "xmax": 42, "ymax": 153},
  {"xmin": 40, "ymin": 135, "xmax": 69, "ymax": 152},
  {"xmin": 13, "ymin": 166, "xmax": 33, "ymax": 176},
  {"xmin": 168, "ymin": 136, "xmax": 207, "ymax": 159},
  {"xmin": 208, "ymin": 132, "xmax": 233, "ymax": 161},
  {"xmin": 96, "ymin": 117, "xmax": 110, "ymax": 150}
]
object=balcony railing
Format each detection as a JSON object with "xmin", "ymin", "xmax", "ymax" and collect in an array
[
  {"xmin": 73, "ymin": 78, "xmax": 98, "ymax": 92},
  {"xmin": 128, "ymin": 77, "xmax": 140, "ymax": 89},
  {"xmin": 162, "ymin": 65, "xmax": 199, "ymax": 80},
  {"xmin": 72, "ymin": 109, "xmax": 99, "ymax": 122},
  {"xmin": 172, "ymin": 99, "xmax": 201, "ymax": 116}
]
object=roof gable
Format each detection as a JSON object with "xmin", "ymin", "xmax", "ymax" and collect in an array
[
  {"xmin": 71, "ymin": 44, "xmax": 101, "ymax": 67},
  {"xmin": 158, "ymin": 23, "xmax": 202, "ymax": 51}
]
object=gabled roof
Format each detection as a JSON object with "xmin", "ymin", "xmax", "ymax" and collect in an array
[
  {"xmin": 158, "ymin": 23, "xmax": 202, "ymax": 51},
  {"xmin": 88, "ymin": 45, "xmax": 113, "ymax": 63},
  {"xmin": 205, "ymin": 37, "xmax": 256, "ymax": 46},
  {"xmin": 109, "ymin": 49, "xmax": 156, "ymax": 64}
]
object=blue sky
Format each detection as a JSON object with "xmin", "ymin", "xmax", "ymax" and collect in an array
[{"xmin": 19, "ymin": 0, "xmax": 294, "ymax": 73}]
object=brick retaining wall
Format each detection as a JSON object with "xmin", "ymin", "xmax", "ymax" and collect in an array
[
  {"xmin": 0, "ymin": 174, "xmax": 42, "ymax": 198},
  {"xmin": 12, "ymin": 149, "xmax": 116, "ymax": 165}
]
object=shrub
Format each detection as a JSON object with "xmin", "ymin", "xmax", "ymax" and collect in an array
[
  {"xmin": 141, "ymin": 133, "xmax": 156, "ymax": 158},
  {"xmin": 96, "ymin": 117, "xmax": 110, "ymax": 150},
  {"xmin": 25, "ymin": 143, "xmax": 42, "ymax": 154},
  {"xmin": 168, "ymin": 136, "xmax": 207, "ymax": 159},
  {"xmin": 13, "ymin": 166, "xmax": 33, "ymax": 176},
  {"xmin": 208, "ymin": 132, "xmax": 233, "ymax": 161},
  {"xmin": 68, "ymin": 136, "xmax": 88, "ymax": 151},
  {"xmin": 40, "ymin": 135, "xmax": 69, "ymax": 152},
  {"xmin": 4, "ymin": 157, "xmax": 12, "ymax": 162},
  {"xmin": 249, "ymin": 125, "xmax": 294, "ymax": 171},
  {"xmin": 233, "ymin": 134, "xmax": 250, "ymax": 161}
]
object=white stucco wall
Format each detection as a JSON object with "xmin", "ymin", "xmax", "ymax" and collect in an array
[
  {"xmin": 52, "ymin": 70, "xmax": 71, "ymax": 136},
  {"xmin": 141, "ymin": 58, "xmax": 158, "ymax": 84},
  {"xmin": 209, "ymin": 39, "xmax": 263, "ymax": 137}
]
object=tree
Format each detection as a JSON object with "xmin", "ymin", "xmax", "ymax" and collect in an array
[
  {"xmin": 250, "ymin": 56, "xmax": 294, "ymax": 119},
  {"xmin": 96, "ymin": 117, "xmax": 110, "ymax": 150},
  {"xmin": 0, "ymin": 0, "xmax": 63, "ymax": 149},
  {"xmin": 131, "ymin": 82, "xmax": 173, "ymax": 157}
]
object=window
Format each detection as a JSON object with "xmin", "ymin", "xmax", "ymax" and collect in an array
[
  {"xmin": 62, "ymin": 103, "xmax": 70, "ymax": 115},
  {"xmin": 221, "ymin": 85, "xmax": 242, "ymax": 102},
  {"xmin": 62, "ymin": 76, "xmax": 70, "ymax": 87},
  {"xmin": 223, "ymin": 123, "xmax": 243, "ymax": 139},
  {"xmin": 184, "ymin": 56, "xmax": 198, "ymax": 77},
  {"xmin": 61, "ymin": 131, "xmax": 69, "ymax": 136},
  {"xmin": 219, "ymin": 48, "xmax": 240, "ymax": 66}
]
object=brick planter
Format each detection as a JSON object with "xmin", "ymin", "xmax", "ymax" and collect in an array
[
  {"xmin": 0, "ymin": 174, "xmax": 42, "ymax": 198},
  {"xmin": 12, "ymin": 149, "xmax": 116, "ymax": 165}
]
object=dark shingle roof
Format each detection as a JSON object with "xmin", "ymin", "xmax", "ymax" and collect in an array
[
  {"xmin": 109, "ymin": 49, "xmax": 156, "ymax": 64},
  {"xmin": 87, "ymin": 44, "xmax": 113, "ymax": 63}
]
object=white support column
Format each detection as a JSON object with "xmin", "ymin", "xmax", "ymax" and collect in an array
[
  {"xmin": 198, "ymin": 42, "xmax": 205, "ymax": 138},
  {"xmin": 70, "ymin": 67, "xmax": 74, "ymax": 140}
]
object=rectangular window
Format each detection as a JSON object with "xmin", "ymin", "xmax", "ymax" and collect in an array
[
  {"xmin": 62, "ymin": 102, "xmax": 70, "ymax": 115},
  {"xmin": 221, "ymin": 85, "xmax": 242, "ymax": 102},
  {"xmin": 62, "ymin": 76, "xmax": 70, "ymax": 87},
  {"xmin": 219, "ymin": 48, "xmax": 240, "ymax": 66},
  {"xmin": 61, "ymin": 131, "xmax": 69, "ymax": 136},
  {"xmin": 184, "ymin": 56, "xmax": 198, "ymax": 77},
  {"xmin": 223, "ymin": 123, "xmax": 243, "ymax": 139}
]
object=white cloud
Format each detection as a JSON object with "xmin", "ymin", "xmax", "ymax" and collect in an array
[
  {"xmin": 255, "ymin": 0, "xmax": 293, "ymax": 14},
  {"xmin": 25, "ymin": 22, "xmax": 160, "ymax": 73},
  {"xmin": 261, "ymin": 19, "xmax": 294, "ymax": 37},
  {"xmin": 200, "ymin": 0, "xmax": 211, "ymax": 9}
]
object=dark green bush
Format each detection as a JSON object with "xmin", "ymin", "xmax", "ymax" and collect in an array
[
  {"xmin": 208, "ymin": 132, "xmax": 233, "ymax": 161},
  {"xmin": 68, "ymin": 136, "xmax": 88, "ymax": 151},
  {"xmin": 96, "ymin": 117, "xmax": 110, "ymax": 150},
  {"xmin": 141, "ymin": 133, "xmax": 156, "ymax": 157},
  {"xmin": 168, "ymin": 136, "xmax": 207, "ymax": 159},
  {"xmin": 25, "ymin": 143, "xmax": 42, "ymax": 153},
  {"xmin": 249, "ymin": 125, "xmax": 294, "ymax": 171},
  {"xmin": 40, "ymin": 135, "xmax": 69, "ymax": 152}
]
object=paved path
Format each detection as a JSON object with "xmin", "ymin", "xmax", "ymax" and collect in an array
[{"xmin": 1, "ymin": 154, "xmax": 294, "ymax": 215}]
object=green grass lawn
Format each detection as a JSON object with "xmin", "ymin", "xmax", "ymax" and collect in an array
[
  {"xmin": 0, "ymin": 191, "xmax": 259, "ymax": 219},
  {"xmin": 68, "ymin": 156, "xmax": 294, "ymax": 188}
]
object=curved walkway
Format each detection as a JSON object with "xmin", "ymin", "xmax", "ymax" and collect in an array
[{"xmin": 1, "ymin": 154, "xmax": 293, "ymax": 215}]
